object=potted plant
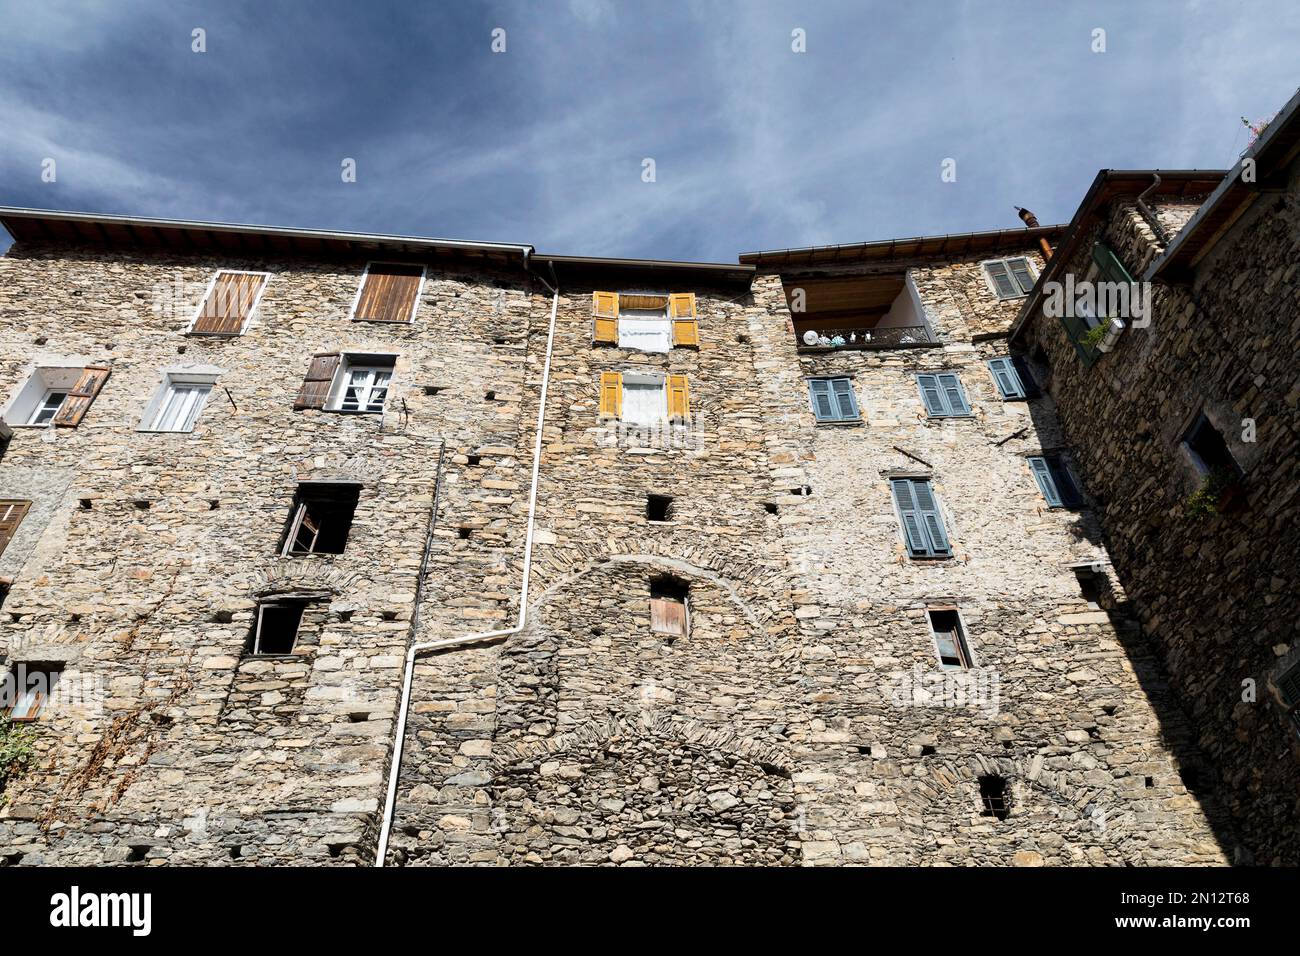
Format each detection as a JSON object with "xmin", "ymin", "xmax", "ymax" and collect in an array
[{"xmin": 1185, "ymin": 467, "xmax": 1244, "ymax": 519}]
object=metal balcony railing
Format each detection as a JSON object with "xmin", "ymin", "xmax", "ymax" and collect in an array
[{"xmin": 796, "ymin": 324, "xmax": 934, "ymax": 351}]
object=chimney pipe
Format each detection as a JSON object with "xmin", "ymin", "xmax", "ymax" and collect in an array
[{"xmin": 1015, "ymin": 206, "xmax": 1053, "ymax": 260}]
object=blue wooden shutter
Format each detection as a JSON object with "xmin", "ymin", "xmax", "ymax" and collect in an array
[
  {"xmin": 830, "ymin": 377, "xmax": 859, "ymax": 420},
  {"xmin": 808, "ymin": 379, "xmax": 835, "ymax": 422},
  {"xmin": 987, "ymin": 358, "xmax": 1021, "ymax": 399},
  {"xmin": 891, "ymin": 479, "xmax": 931, "ymax": 556},
  {"xmin": 911, "ymin": 479, "xmax": 950, "ymax": 554},
  {"xmin": 1047, "ymin": 456, "xmax": 1082, "ymax": 507},
  {"xmin": 937, "ymin": 373, "xmax": 969, "ymax": 415},
  {"xmin": 916, "ymin": 374, "xmax": 946, "ymax": 416},
  {"xmin": 1007, "ymin": 258, "xmax": 1035, "ymax": 294},
  {"xmin": 1028, "ymin": 456, "xmax": 1062, "ymax": 507},
  {"xmin": 1010, "ymin": 355, "xmax": 1040, "ymax": 398}
]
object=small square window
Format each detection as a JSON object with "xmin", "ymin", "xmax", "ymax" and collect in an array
[
  {"xmin": 978, "ymin": 775, "xmax": 1010, "ymax": 820},
  {"xmin": 247, "ymin": 602, "xmax": 306, "ymax": 656},
  {"xmin": 1182, "ymin": 413, "xmax": 1241, "ymax": 480},
  {"xmin": 650, "ymin": 577, "xmax": 689, "ymax": 639},
  {"xmin": 646, "ymin": 494, "xmax": 673, "ymax": 522},
  {"xmin": 282, "ymin": 484, "xmax": 361, "ymax": 555},
  {"xmin": 4, "ymin": 663, "xmax": 61, "ymax": 722}
]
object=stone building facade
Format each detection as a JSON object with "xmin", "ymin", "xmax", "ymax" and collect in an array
[
  {"xmin": 1012, "ymin": 91, "xmax": 1300, "ymax": 865},
  {"xmin": 7, "ymin": 88, "xmax": 1300, "ymax": 866}
]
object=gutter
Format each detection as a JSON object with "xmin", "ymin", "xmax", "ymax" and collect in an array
[{"xmin": 373, "ymin": 256, "xmax": 560, "ymax": 867}]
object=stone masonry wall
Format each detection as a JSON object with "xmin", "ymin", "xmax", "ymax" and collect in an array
[
  {"xmin": 1019, "ymin": 175, "xmax": 1300, "ymax": 864},
  {"xmin": 0, "ymin": 241, "xmax": 542, "ymax": 865}
]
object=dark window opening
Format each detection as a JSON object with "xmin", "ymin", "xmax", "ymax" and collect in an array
[
  {"xmin": 646, "ymin": 494, "xmax": 674, "ymax": 522},
  {"xmin": 484, "ymin": 391, "xmax": 497, "ymax": 402},
  {"xmin": 282, "ymin": 484, "xmax": 360, "ymax": 556},
  {"xmin": 247, "ymin": 601, "xmax": 306, "ymax": 656},
  {"xmin": 650, "ymin": 577, "xmax": 690, "ymax": 639},
  {"xmin": 764, "ymin": 502, "xmax": 779, "ymax": 515},
  {"xmin": 920, "ymin": 745, "xmax": 936, "ymax": 756},
  {"xmin": 1074, "ymin": 568, "xmax": 1105, "ymax": 607},
  {"xmin": 1182, "ymin": 412, "xmax": 1241, "ymax": 479},
  {"xmin": 1178, "ymin": 766, "xmax": 1203, "ymax": 794},
  {"xmin": 466, "ymin": 454, "xmax": 482, "ymax": 466},
  {"xmin": 4, "ymin": 663, "xmax": 62, "ymax": 722},
  {"xmin": 457, "ymin": 527, "xmax": 472, "ymax": 540},
  {"xmin": 928, "ymin": 609, "xmax": 971, "ymax": 670},
  {"xmin": 978, "ymin": 775, "xmax": 1010, "ymax": 820}
]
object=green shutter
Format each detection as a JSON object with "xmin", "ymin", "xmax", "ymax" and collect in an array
[
  {"xmin": 1092, "ymin": 242, "xmax": 1134, "ymax": 285},
  {"xmin": 891, "ymin": 479, "xmax": 931, "ymax": 556},
  {"xmin": 831, "ymin": 377, "xmax": 859, "ymax": 420},
  {"xmin": 985, "ymin": 261, "xmax": 1017, "ymax": 298},
  {"xmin": 911, "ymin": 479, "xmax": 950, "ymax": 554},
  {"xmin": 916, "ymin": 374, "xmax": 945, "ymax": 416},
  {"xmin": 809, "ymin": 379, "xmax": 834, "ymax": 422},
  {"xmin": 1029, "ymin": 456, "xmax": 1061, "ymax": 507},
  {"xmin": 937, "ymin": 373, "xmax": 970, "ymax": 415},
  {"xmin": 987, "ymin": 358, "xmax": 1021, "ymax": 399}
]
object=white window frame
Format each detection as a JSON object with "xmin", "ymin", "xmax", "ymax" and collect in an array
[
  {"xmin": 347, "ymin": 261, "xmax": 428, "ymax": 324},
  {"xmin": 249, "ymin": 601, "xmax": 305, "ymax": 656},
  {"xmin": 185, "ymin": 269, "xmax": 272, "ymax": 336},
  {"xmin": 326, "ymin": 354, "xmax": 398, "ymax": 414},
  {"xmin": 980, "ymin": 257, "xmax": 1038, "ymax": 300},
  {"xmin": 0, "ymin": 365, "xmax": 85, "ymax": 429},
  {"xmin": 138, "ymin": 369, "xmax": 220, "ymax": 433},
  {"xmin": 619, "ymin": 370, "xmax": 668, "ymax": 426}
]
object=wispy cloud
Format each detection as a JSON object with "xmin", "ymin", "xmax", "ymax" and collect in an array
[{"xmin": 0, "ymin": 0, "xmax": 1296, "ymax": 259}]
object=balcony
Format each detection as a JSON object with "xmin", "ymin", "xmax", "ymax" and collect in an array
[{"xmin": 796, "ymin": 323, "xmax": 934, "ymax": 352}]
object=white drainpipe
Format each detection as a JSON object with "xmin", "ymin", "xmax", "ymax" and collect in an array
[{"xmin": 374, "ymin": 266, "xmax": 559, "ymax": 867}]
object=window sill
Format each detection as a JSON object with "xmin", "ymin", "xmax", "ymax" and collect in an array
[
  {"xmin": 908, "ymin": 554, "xmax": 955, "ymax": 563},
  {"xmin": 323, "ymin": 408, "xmax": 385, "ymax": 415},
  {"xmin": 242, "ymin": 652, "xmax": 308, "ymax": 661},
  {"xmin": 925, "ymin": 415, "xmax": 975, "ymax": 421},
  {"xmin": 185, "ymin": 330, "xmax": 243, "ymax": 338},
  {"xmin": 813, "ymin": 419, "xmax": 862, "ymax": 427},
  {"xmin": 350, "ymin": 317, "xmax": 414, "ymax": 325},
  {"xmin": 136, "ymin": 427, "xmax": 198, "ymax": 434}
]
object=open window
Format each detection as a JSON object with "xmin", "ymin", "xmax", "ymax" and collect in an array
[
  {"xmin": 1, "ymin": 365, "xmax": 110, "ymax": 429},
  {"xmin": 246, "ymin": 601, "xmax": 308, "ymax": 656},
  {"xmin": 978, "ymin": 775, "xmax": 1010, "ymax": 820},
  {"xmin": 787, "ymin": 271, "xmax": 933, "ymax": 351},
  {"xmin": 1028, "ymin": 455, "xmax": 1083, "ymax": 508},
  {"xmin": 330, "ymin": 355, "xmax": 395, "ymax": 413},
  {"xmin": 281, "ymin": 483, "xmax": 361, "ymax": 555},
  {"xmin": 1181, "ymin": 412, "xmax": 1241, "ymax": 480},
  {"xmin": 650, "ymin": 577, "xmax": 690, "ymax": 639},
  {"xmin": 928, "ymin": 608, "xmax": 971, "ymax": 670},
  {"xmin": 592, "ymin": 292, "xmax": 698, "ymax": 351},
  {"xmin": 3, "ymin": 663, "xmax": 61, "ymax": 722},
  {"xmin": 140, "ymin": 372, "xmax": 216, "ymax": 433}
]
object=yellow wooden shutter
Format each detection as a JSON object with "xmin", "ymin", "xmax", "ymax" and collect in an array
[
  {"xmin": 670, "ymin": 293, "xmax": 698, "ymax": 347},
  {"xmin": 599, "ymin": 372, "xmax": 622, "ymax": 418},
  {"xmin": 592, "ymin": 292, "xmax": 618, "ymax": 345},
  {"xmin": 667, "ymin": 374, "xmax": 690, "ymax": 421}
]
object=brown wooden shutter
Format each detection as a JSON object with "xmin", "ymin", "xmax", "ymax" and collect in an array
[
  {"xmin": 667, "ymin": 374, "xmax": 690, "ymax": 421},
  {"xmin": 353, "ymin": 264, "xmax": 424, "ymax": 322},
  {"xmin": 192, "ymin": 272, "xmax": 266, "ymax": 334},
  {"xmin": 599, "ymin": 371, "xmax": 622, "ymax": 418},
  {"xmin": 592, "ymin": 292, "xmax": 618, "ymax": 344},
  {"xmin": 0, "ymin": 500, "xmax": 32, "ymax": 559},
  {"xmin": 294, "ymin": 353, "xmax": 341, "ymax": 409},
  {"xmin": 51, "ymin": 365, "xmax": 110, "ymax": 427},
  {"xmin": 669, "ymin": 294, "xmax": 698, "ymax": 347},
  {"xmin": 651, "ymin": 597, "xmax": 688, "ymax": 638}
]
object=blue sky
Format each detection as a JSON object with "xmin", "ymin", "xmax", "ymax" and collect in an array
[{"xmin": 0, "ymin": 0, "xmax": 1297, "ymax": 260}]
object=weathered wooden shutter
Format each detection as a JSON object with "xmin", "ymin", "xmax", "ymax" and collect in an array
[
  {"xmin": 669, "ymin": 293, "xmax": 699, "ymax": 347},
  {"xmin": 910, "ymin": 479, "xmax": 950, "ymax": 554},
  {"xmin": 353, "ymin": 264, "xmax": 423, "ymax": 322},
  {"xmin": 916, "ymin": 374, "xmax": 946, "ymax": 415},
  {"xmin": 592, "ymin": 291, "xmax": 619, "ymax": 344},
  {"xmin": 1092, "ymin": 242, "xmax": 1134, "ymax": 284},
  {"xmin": 985, "ymin": 260, "xmax": 1017, "ymax": 298},
  {"xmin": 987, "ymin": 358, "xmax": 1022, "ymax": 399},
  {"xmin": 294, "ymin": 353, "xmax": 341, "ymax": 409},
  {"xmin": 808, "ymin": 379, "xmax": 835, "ymax": 421},
  {"xmin": 599, "ymin": 371, "xmax": 622, "ymax": 418},
  {"xmin": 937, "ymin": 373, "xmax": 969, "ymax": 415},
  {"xmin": 650, "ymin": 596, "xmax": 688, "ymax": 638},
  {"xmin": 830, "ymin": 377, "xmax": 859, "ymax": 420},
  {"xmin": 51, "ymin": 365, "xmax": 111, "ymax": 427},
  {"xmin": 891, "ymin": 479, "xmax": 932, "ymax": 557},
  {"xmin": 667, "ymin": 375, "xmax": 690, "ymax": 420},
  {"xmin": 192, "ymin": 272, "xmax": 266, "ymax": 334},
  {"xmin": 1028, "ymin": 456, "xmax": 1062, "ymax": 507},
  {"xmin": 0, "ymin": 500, "xmax": 32, "ymax": 559}
]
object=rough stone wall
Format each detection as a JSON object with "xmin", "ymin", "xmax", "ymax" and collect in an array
[
  {"xmin": 0, "ymin": 242, "xmax": 542, "ymax": 865},
  {"xmin": 771, "ymin": 250, "xmax": 1226, "ymax": 865},
  {"xmin": 1019, "ymin": 176, "xmax": 1300, "ymax": 864}
]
